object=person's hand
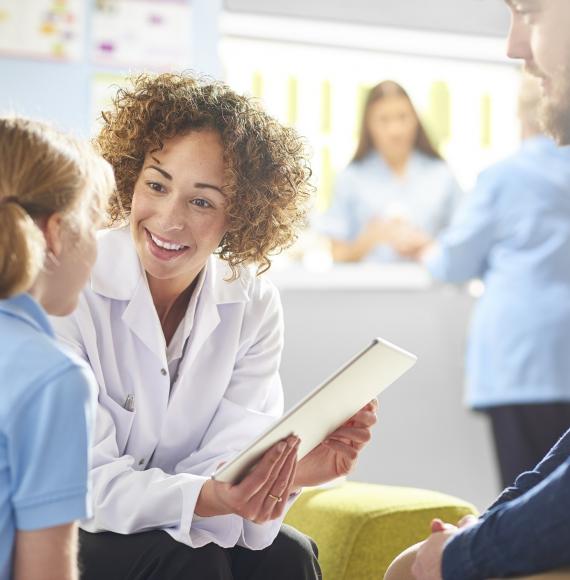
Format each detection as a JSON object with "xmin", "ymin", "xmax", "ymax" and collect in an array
[
  {"xmin": 457, "ymin": 514, "xmax": 479, "ymax": 529},
  {"xmin": 196, "ymin": 436, "xmax": 300, "ymax": 523},
  {"xmin": 293, "ymin": 399, "xmax": 378, "ymax": 488},
  {"xmin": 411, "ymin": 519, "xmax": 459, "ymax": 580},
  {"xmin": 383, "ymin": 218, "xmax": 432, "ymax": 259},
  {"xmin": 361, "ymin": 217, "xmax": 387, "ymax": 246}
]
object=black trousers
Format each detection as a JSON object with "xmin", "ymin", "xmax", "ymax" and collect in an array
[
  {"xmin": 79, "ymin": 525, "xmax": 321, "ymax": 580},
  {"xmin": 486, "ymin": 402, "xmax": 570, "ymax": 488}
]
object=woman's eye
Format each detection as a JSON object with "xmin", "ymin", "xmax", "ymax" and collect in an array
[
  {"xmin": 191, "ymin": 198, "xmax": 212, "ymax": 209},
  {"xmin": 147, "ymin": 181, "xmax": 165, "ymax": 193}
]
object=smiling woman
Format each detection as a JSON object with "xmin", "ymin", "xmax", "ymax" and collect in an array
[
  {"xmin": 50, "ymin": 72, "xmax": 378, "ymax": 580},
  {"xmin": 98, "ymin": 73, "xmax": 311, "ymax": 277}
]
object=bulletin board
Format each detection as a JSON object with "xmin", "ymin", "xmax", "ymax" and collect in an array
[
  {"xmin": 0, "ymin": 0, "xmax": 83, "ymax": 61},
  {"xmin": 92, "ymin": 0, "xmax": 192, "ymax": 71}
]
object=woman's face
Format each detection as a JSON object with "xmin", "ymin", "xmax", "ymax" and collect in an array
[
  {"xmin": 130, "ymin": 130, "xmax": 228, "ymax": 292},
  {"xmin": 367, "ymin": 96, "xmax": 419, "ymax": 160}
]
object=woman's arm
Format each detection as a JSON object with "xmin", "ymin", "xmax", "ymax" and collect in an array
[
  {"xmin": 330, "ymin": 218, "xmax": 386, "ymax": 261},
  {"xmin": 14, "ymin": 524, "xmax": 78, "ymax": 580}
]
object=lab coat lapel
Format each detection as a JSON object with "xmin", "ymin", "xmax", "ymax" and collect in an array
[
  {"xmin": 91, "ymin": 226, "xmax": 167, "ymax": 366},
  {"xmin": 181, "ymin": 257, "xmax": 250, "ymax": 373},
  {"xmin": 122, "ymin": 277, "xmax": 166, "ymax": 365}
]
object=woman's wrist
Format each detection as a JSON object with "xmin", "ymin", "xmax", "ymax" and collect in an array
[{"xmin": 195, "ymin": 479, "xmax": 231, "ymax": 518}]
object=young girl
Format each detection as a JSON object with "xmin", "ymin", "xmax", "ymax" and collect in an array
[
  {"xmin": 0, "ymin": 117, "xmax": 114, "ymax": 580},
  {"xmin": 52, "ymin": 73, "xmax": 378, "ymax": 579}
]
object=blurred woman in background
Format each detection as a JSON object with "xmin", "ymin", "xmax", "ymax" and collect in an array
[{"xmin": 318, "ymin": 80, "xmax": 462, "ymax": 262}]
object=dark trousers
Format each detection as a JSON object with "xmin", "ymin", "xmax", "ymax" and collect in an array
[
  {"xmin": 486, "ymin": 402, "xmax": 570, "ymax": 488},
  {"xmin": 79, "ymin": 524, "xmax": 321, "ymax": 580}
]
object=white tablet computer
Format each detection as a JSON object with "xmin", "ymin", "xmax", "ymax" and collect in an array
[{"xmin": 212, "ymin": 337, "xmax": 417, "ymax": 484}]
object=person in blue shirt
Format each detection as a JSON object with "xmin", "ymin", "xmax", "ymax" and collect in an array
[
  {"xmin": 383, "ymin": 0, "xmax": 570, "ymax": 578},
  {"xmin": 399, "ymin": 73, "xmax": 570, "ymax": 489},
  {"xmin": 0, "ymin": 117, "xmax": 114, "ymax": 580},
  {"xmin": 316, "ymin": 80, "xmax": 462, "ymax": 262}
]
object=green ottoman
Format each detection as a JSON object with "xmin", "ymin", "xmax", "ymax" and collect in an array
[{"xmin": 284, "ymin": 481, "xmax": 478, "ymax": 580}]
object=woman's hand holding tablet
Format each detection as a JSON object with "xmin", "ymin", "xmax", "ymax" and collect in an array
[{"xmin": 196, "ymin": 436, "xmax": 301, "ymax": 523}]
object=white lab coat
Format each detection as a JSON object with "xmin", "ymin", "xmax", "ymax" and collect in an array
[{"xmin": 51, "ymin": 226, "xmax": 293, "ymax": 549}]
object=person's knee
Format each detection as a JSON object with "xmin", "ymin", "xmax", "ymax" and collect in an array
[
  {"xmin": 160, "ymin": 538, "xmax": 231, "ymax": 577},
  {"xmin": 273, "ymin": 525, "xmax": 320, "ymax": 570},
  {"xmin": 384, "ymin": 542, "xmax": 423, "ymax": 580}
]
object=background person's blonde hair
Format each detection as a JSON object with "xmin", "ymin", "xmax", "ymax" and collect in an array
[{"xmin": 0, "ymin": 117, "xmax": 115, "ymax": 299}]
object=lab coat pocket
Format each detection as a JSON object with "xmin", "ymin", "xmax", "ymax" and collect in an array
[{"xmin": 99, "ymin": 392, "xmax": 136, "ymax": 453}]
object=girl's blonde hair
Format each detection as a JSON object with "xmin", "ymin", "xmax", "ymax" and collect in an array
[{"xmin": 0, "ymin": 117, "xmax": 115, "ymax": 299}]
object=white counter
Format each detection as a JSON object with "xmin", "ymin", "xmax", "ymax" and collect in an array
[{"xmin": 267, "ymin": 262, "xmax": 499, "ymax": 511}]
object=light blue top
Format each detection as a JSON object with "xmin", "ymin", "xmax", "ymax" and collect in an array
[
  {"xmin": 426, "ymin": 136, "xmax": 570, "ymax": 408},
  {"xmin": 316, "ymin": 150, "xmax": 462, "ymax": 261},
  {"xmin": 0, "ymin": 294, "xmax": 94, "ymax": 580}
]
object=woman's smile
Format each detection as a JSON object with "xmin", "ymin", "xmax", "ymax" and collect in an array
[{"xmin": 144, "ymin": 227, "xmax": 190, "ymax": 262}]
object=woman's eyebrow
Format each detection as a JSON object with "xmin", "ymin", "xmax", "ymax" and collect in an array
[
  {"xmin": 146, "ymin": 165, "xmax": 172, "ymax": 180},
  {"xmin": 195, "ymin": 182, "xmax": 224, "ymax": 195}
]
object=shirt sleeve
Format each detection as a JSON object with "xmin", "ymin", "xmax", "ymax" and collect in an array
[
  {"xmin": 171, "ymin": 280, "xmax": 294, "ymax": 550},
  {"xmin": 424, "ymin": 170, "xmax": 498, "ymax": 283},
  {"xmin": 314, "ymin": 169, "xmax": 358, "ymax": 241},
  {"xmin": 442, "ymin": 455, "xmax": 570, "ymax": 579},
  {"xmin": 435, "ymin": 171, "xmax": 464, "ymax": 233},
  {"xmin": 487, "ymin": 427, "xmax": 570, "ymax": 509},
  {"xmin": 8, "ymin": 365, "xmax": 94, "ymax": 531}
]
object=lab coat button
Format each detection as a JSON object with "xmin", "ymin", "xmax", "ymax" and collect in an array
[
  {"xmin": 160, "ymin": 368, "xmax": 167, "ymax": 376},
  {"xmin": 139, "ymin": 458, "xmax": 145, "ymax": 465}
]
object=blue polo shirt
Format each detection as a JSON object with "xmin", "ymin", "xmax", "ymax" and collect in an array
[
  {"xmin": 426, "ymin": 136, "xmax": 570, "ymax": 408},
  {"xmin": 0, "ymin": 294, "xmax": 95, "ymax": 580},
  {"xmin": 316, "ymin": 150, "xmax": 462, "ymax": 261}
]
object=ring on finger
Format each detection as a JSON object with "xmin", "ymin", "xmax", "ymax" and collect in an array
[{"xmin": 268, "ymin": 493, "xmax": 282, "ymax": 503}]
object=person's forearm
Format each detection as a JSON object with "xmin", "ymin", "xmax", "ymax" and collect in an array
[
  {"xmin": 331, "ymin": 234, "xmax": 377, "ymax": 262},
  {"xmin": 443, "ymin": 459, "xmax": 570, "ymax": 580},
  {"xmin": 14, "ymin": 524, "xmax": 78, "ymax": 580}
]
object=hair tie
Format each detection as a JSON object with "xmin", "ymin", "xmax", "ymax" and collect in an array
[{"xmin": 0, "ymin": 196, "xmax": 20, "ymax": 207}]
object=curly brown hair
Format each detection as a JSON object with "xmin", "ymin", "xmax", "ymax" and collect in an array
[{"xmin": 97, "ymin": 72, "xmax": 312, "ymax": 277}]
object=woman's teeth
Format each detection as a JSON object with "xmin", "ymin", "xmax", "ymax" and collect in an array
[{"xmin": 149, "ymin": 232, "xmax": 186, "ymax": 251}]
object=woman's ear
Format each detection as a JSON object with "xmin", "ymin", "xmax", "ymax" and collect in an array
[{"xmin": 43, "ymin": 212, "xmax": 65, "ymax": 258}]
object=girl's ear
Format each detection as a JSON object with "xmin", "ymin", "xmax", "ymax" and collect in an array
[{"xmin": 43, "ymin": 212, "xmax": 65, "ymax": 258}]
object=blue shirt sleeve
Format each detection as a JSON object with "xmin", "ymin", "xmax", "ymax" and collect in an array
[
  {"xmin": 442, "ymin": 429, "xmax": 570, "ymax": 579},
  {"xmin": 8, "ymin": 365, "xmax": 94, "ymax": 531},
  {"xmin": 425, "ymin": 170, "xmax": 498, "ymax": 282},
  {"xmin": 437, "ymin": 173, "xmax": 464, "ymax": 232},
  {"xmin": 315, "ymin": 169, "xmax": 359, "ymax": 241},
  {"xmin": 488, "ymin": 428, "xmax": 570, "ymax": 509}
]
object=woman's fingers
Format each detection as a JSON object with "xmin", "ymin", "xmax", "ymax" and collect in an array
[
  {"xmin": 327, "ymin": 425, "xmax": 372, "ymax": 445},
  {"xmin": 258, "ymin": 438, "xmax": 299, "ymax": 502},
  {"xmin": 322, "ymin": 439, "xmax": 359, "ymax": 460},
  {"xmin": 261, "ymin": 441, "xmax": 299, "ymax": 518},
  {"xmin": 349, "ymin": 409, "xmax": 378, "ymax": 428},
  {"xmin": 237, "ymin": 437, "xmax": 293, "ymax": 499},
  {"xmin": 270, "ymin": 449, "xmax": 299, "ymax": 519},
  {"xmin": 245, "ymin": 437, "xmax": 299, "ymax": 523}
]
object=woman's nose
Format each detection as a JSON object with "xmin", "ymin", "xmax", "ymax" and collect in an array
[{"xmin": 159, "ymin": 198, "xmax": 185, "ymax": 232}]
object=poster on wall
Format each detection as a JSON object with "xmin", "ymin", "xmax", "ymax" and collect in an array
[
  {"xmin": 0, "ymin": 0, "xmax": 83, "ymax": 61},
  {"xmin": 92, "ymin": 0, "xmax": 192, "ymax": 71}
]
